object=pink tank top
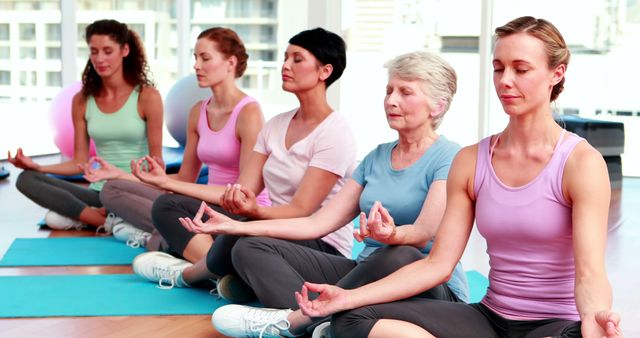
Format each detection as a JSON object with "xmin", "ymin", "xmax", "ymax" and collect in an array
[
  {"xmin": 473, "ymin": 131, "xmax": 583, "ymax": 321},
  {"xmin": 196, "ymin": 96, "xmax": 270, "ymax": 206}
]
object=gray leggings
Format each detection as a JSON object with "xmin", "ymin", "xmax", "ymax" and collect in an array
[
  {"xmin": 99, "ymin": 179, "xmax": 163, "ymax": 233},
  {"xmin": 331, "ymin": 300, "xmax": 581, "ymax": 338},
  {"xmin": 231, "ymin": 240, "xmax": 458, "ymax": 331},
  {"xmin": 15, "ymin": 170, "xmax": 101, "ymax": 219}
]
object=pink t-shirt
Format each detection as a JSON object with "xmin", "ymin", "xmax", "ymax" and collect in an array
[
  {"xmin": 196, "ymin": 96, "xmax": 270, "ymax": 206},
  {"xmin": 254, "ymin": 109, "xmax": 357, "ymax": 257},
  {"xmin": 474, "ymin": 131, "xmax": 583, "ymax": 321}
]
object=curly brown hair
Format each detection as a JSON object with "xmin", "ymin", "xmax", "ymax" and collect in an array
[{"xmin": 81, "ymin": 19, "xmax": 154, "ymax": 98}]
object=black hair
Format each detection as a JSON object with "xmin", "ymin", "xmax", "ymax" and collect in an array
[{"xmin": 288, "ymin": 27, "xmax": 347, "ymax": 87}]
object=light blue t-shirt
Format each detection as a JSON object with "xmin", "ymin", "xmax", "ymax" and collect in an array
[{"xmin": 351, "ymin": 136, "xmax": 470, "ymax": 302}]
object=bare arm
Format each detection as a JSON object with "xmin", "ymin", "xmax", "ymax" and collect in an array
[
  {"xmin": 138, "ymin": 86, "xmax": 164, "ymax": 162},
  {"xmin": 251, "ymin": 167, "xmax": 341, "ymax": 219},
  {"xmin": 565, "ymin": 142, "xmax": 621, "ymax": 337},
  {"xmin": 184, "ymin": 179, "xmax": 363, "ymax": 239},
  {"xmin": 296, "ymin": 146, "xmax": 478, "ymax": 317},
  {"xmin": 235, "ymin": 101, "xmax": 265, "ymax": 175}
]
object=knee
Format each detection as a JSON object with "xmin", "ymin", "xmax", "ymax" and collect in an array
[
  {"xmin": 16, "ymin": 170, "xmax": 39, "ymax": 194},
  {"xmin": 231, "ymin": 237, "xmax": 273, "ymax": 268},
  {"xmin": 99, "ymin": 180, "xmax": 120, "ymax": 206},
  {"xmin": 377, "ymin": 245, "xmax": 424, "ymax": 264},
  {"xmin": 331, "ymin": 308, "xmax": 377, "ymax": 338},
  {"xmin": 150, "ymin": 194, "xmax": 179, "ymax": 226}
]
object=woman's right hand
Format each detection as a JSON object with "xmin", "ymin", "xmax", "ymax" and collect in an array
[
  {"xmin": 131, "ymin": 155, "xmax": 168, "ymax": 188},
  {"xmin": 81, "ymin": 157, "xmax": 124, "ymax": 182},
  {"xmin": 354, "ymin": 201, "xmax": 397, "ymax": 244},
  {"xmin": 295, "ymin": 282, "xmax": 352, "ymax": 318},
  {"xmin": 7, "ymin": 148, "xmax": 40, "ymax": 171}
]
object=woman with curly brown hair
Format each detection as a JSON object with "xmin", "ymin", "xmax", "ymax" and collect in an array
[{"xmin": 8, "ymin": 19, "xmax": 163, "ymax": 231}]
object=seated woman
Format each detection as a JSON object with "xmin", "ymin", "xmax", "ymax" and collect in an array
[
  {"xmin": 81, "ymin": 27, "xmax": 268, "ymax": 249},
  {"xmin": 8, "ymin": 19, "xmax": 163, "ymax": 230},
  {"xmin": 294, "ymin": 17, "xmax": 623, "ymax": 338},
  {"xmin": 131, "ymin": 27, "xmax": 358, "ymax": 291},
  {"xmin": 182, "ymin": 51, "xmax": 469, "ymax": 338}
]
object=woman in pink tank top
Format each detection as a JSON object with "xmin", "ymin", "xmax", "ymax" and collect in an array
[
  {"xmin": 293, "ymin": 17, "xmax": 623, "ymax": 338},
  {"xmin": 81, "ymin": 27, "xmax": 268, "ymax": 249}
]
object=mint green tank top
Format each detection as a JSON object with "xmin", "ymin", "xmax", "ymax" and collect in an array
[{"xmin": 86, "ymin": 87, "xmax": 148, "ymax": 190}]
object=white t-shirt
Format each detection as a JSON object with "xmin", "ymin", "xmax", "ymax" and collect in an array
[{"xmin": 254, "ymin": 109, "xmax": 357, "ymax": 257}]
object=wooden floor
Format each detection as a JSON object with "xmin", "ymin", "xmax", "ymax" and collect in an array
[{"xmin": 1, "ymin": 156, "xmax": 639, "ymax": 337}]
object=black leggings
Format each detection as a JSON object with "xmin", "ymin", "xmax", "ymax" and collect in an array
[
  {"xmin": 16, "ymin": 170, "xmax": 101, "ymax": 219},
  {"xmin": 331, "ymin": 300, "xmax": 581, "ymax": 338},
  {"xmin": 231, "ymin": 241, "xmax": 458, "ymax": 320}
]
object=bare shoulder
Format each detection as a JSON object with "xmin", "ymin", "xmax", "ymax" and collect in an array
[
  {"xmin": 565, "ymin": 140, "xmax": 607, "ymax": 176},
  {"xmin": 71, "ymin": 91, "xmax": 87, "ymax": 117},
  {"xmin": 138, "ymin": 85, "xmax": 162, "ymax": 103},
  {"xmin": 237, "ymin": 100, "xmax": 264, "ymax": 122}
]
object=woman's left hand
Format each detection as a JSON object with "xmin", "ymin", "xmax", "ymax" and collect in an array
[
  {"xmin": 80, "ymin": 157, "xmax": 124, "ymax": 182},
  {"xmin": 220, "ymin": 183, "xmax": 259, "ymax": 218},
  {"xmin": 581, "ymin": 311, "xmax": 623, "ymax": 338},
  {"xmin": 354, "ymin": 201, "xmax": 397, "ymax": 244}
]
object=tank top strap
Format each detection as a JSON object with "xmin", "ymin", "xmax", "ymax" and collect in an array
[
  {"xmin": 197, "ymin": 96, "xmax": 214, "ymax": 129},
  {"xmin": 225, "ymin": 95, "xmax": 258, "ymax": 131}
]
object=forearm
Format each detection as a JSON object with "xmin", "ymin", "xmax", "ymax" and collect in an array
[
  {"xmin": 347, "ymin": 258, "xmax": 451, "ymax": 309},
  {"xmin": 221, "ymin": 216, "xmax": 328, "ymax": 240},
  {"xmin": 162, "ymin": 180, "xmax": 225, "ymax": 204},
  {"xmin": 389, "ymin": 224, "xmax": 433, "ymax": 248},
  {"xmin": 575, "ymin": 274, "xmax": 612, "ymax": 321},
  {"xmin": 36, "ymin": 161, "xmax": 83, "ymax": 176},
  {"xmin": 251, "ymin": 202, "xmax": 316, "ymax": 220}
]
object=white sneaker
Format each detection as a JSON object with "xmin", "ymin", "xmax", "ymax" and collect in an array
[
  {"xmin": 112, "ymin": 222, "xmax": 151, "ymax": 248},
  {"xmin": 311, "ymin": 322, "xmax": 332, "ymax": 338},
  {"xmin": 132, "ymin": 252, "xmax": 192, "ymax": 289},
  {"xmin": 44, "ymin": 210, "xmax": 84, "ymax": 230},
  {"xmin": 212, "ymin": 304, "xmax": 294, "ymax": 338},
  {"xmin": 96, "ymin": 212, "xmax": 122, "ymax": 235}
]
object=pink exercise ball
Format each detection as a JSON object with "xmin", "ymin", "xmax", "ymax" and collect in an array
[{"xmin": 49, "ymin": 81, "xmax": 97, "ymax": 158}]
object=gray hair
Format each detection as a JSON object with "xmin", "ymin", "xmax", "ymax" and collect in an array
[{"xmin": 384, "ymin": 51, "xmax": 457, "ymax": 129}]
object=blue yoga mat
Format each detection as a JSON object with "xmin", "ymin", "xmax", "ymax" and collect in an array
[
  {"xmin": 466, "ymin": 270, "xmax": 489, "ymax": 303},
  {"xmin": 0, "ymin": 274, "xmax": 226, "ymax": 317},
  {"xmin": 0, "ymin": 237, "xmax": 145, "ymax": 267}
]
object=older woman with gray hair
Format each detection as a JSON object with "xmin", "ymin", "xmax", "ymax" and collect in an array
[{"xmin": 181, "ymin": 51, "xmax": 469, "ymax": 338}]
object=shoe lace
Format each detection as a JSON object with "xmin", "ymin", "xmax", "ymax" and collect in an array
[
  {"xmin": 152, "ymin": 264, "xmax": 179, "ymax": 290},
  {"xmin": 126, "ymin": 231, "xmax": 151, "ymax": 248},
  {"xmin": 96, "ymin": 213, "xmax": 121, "ymax": 235},
  {"xmin": 209, "ymin": 278, "xmax": 222, "ymax": 300},
  {"xmin": 244, "ymin": 308, "xmax": 291, "ymax": 338}
]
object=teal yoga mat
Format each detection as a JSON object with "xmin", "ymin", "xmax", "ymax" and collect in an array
[
  {"xmin": 0, "ymin": 274, "xmax": 226, "ymax": 317},
  {"xmin": 0, "ymin": 237, "xmax": 145, "ymax": 267}
]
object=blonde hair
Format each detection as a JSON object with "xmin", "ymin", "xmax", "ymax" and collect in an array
[{"xmin": 384, "ymin": 51, "xmax": 457, "ymax": 129}]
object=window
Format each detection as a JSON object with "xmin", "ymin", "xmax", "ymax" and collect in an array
[
  {"xmin": 46, "ymin": 71, "xmax": 62, "ymax": 87},
  {"xmin": 46, "ymin": 47, "xmax": 61, "ymax": 60},
  {"xmin": 0, "ymin": 24, "xmax": 9, "ymax": 40},
  {"xmin": 0, "ymin": 70, "xmax": 10, "ymax": 85},
  {"xmin": 19, "ymin": 23, "xmax": 35, "ymax": 40},
  {"xmin": 46, "ymin": 23, "xmax": 61, "ymax": 41},
  {"xmin": 19, "ymin": 47, "xmax": 36, "ymax": 59}
]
